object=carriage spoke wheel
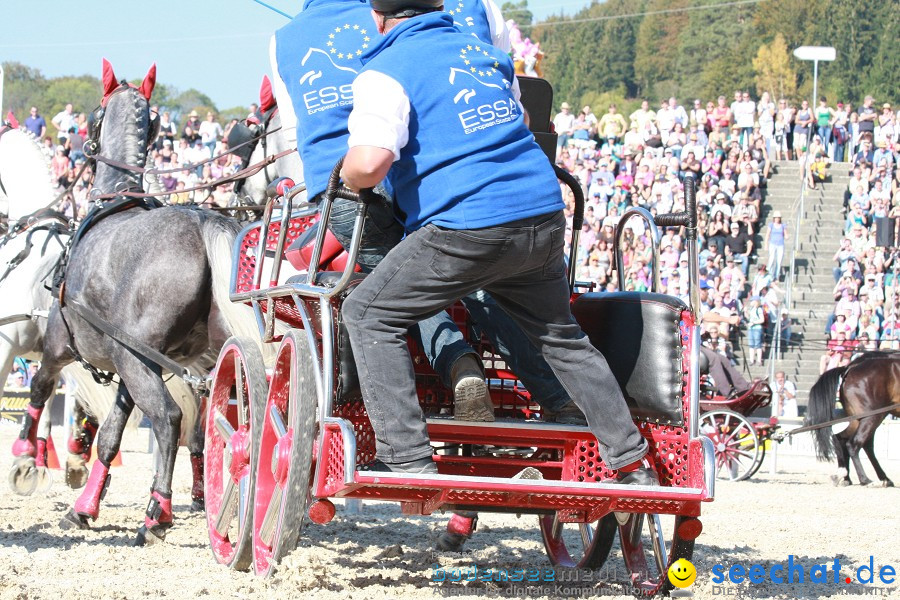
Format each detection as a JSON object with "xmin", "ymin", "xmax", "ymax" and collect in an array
[
  {"xmin": 539, "ymin": 512, "xmax": 617, "ymax": 569},
  {"xmin": 205, "ymin": 336, "xmax": 267, "ymax": 571},
  {"xmin": 699, "ymin": 409, "xmax": 761, "ymax": 482},
  {"xmin": 617, "ymin": 514, "xmax": 696, "ymax": 596},
  {"xmin": 252, "ymin": 330, "xmax": 319, "ymax": 577}
]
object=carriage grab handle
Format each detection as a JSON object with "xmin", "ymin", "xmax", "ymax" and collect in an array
[{"xmin": 327, "ymin": 158, "xmax": 381, "ymax": 205}]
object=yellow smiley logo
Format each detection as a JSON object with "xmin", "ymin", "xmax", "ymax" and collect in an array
[{"xmin": 668, "ymin": 558, "xmax": 697, "ymax": 588}]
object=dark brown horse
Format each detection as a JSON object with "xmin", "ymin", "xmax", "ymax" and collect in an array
[{"xmin": 807, "ymin": 351, "xmax": 900, "ymax": 486}]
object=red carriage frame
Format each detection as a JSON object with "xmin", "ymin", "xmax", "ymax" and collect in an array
[{"xmin": 204, "ymin": 169, "xmax": 716, "ymax": 595}]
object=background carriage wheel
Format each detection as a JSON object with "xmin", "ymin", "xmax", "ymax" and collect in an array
[
  {"xmin": 251, "ymin": 330, "xmax": 318, "ymax": 577},
  {"xmin": 539, "ymin": 512, "xmax": 617, "ymax": 568},
  {"xmin": 617, "ymin": 513, "xmax": 697, "ymax": 596},
  {"xmin": 205, "ymin": 336, "xmax": 268, "ymax": 571},
  {"xmin": 699, "ymin": 409, "xmax": 762, "ymax": 481}
]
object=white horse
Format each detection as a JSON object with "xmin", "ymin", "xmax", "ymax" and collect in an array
[
  {"xmin": 0, "ymin": 124, "xmax": 199, "ymax": 499},
  {"xmin": 230, "ymin": 77, "xmax": 304, "ymax": 209}
]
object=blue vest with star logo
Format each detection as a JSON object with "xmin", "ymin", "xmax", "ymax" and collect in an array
[
  {"xmin": 275, "ymin": 0, "xmax": 378, "ymax": 199},
  {"xmin": 446, "ymin": 0, "xmax": 493, "ymax": 47},
  {"xmin": 360, "ymin": 13, "xmax": 562, "ymax": 230}
]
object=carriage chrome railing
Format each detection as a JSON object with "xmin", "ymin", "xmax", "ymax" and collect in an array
[
  {"xmin": 230, "ymin": 162, "xmax": 715, "ymax": 497},
  {"xmin": 612, "ymin": 175, "xmax": 710, "ymax": 489}
]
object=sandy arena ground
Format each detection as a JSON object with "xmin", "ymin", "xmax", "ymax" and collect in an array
[{"xmin": 0, "ymin": 425, "xmax": 897, "ymax": 600}]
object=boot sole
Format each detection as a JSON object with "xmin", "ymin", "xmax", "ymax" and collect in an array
[{"xmin": 453, "ymin": 377, "xmax": 494, "ymax": 422}]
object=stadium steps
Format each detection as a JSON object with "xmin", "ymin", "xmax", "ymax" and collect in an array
[{"xmin": 741, "ymin": 160, "xmax": 851, "ymax": 408}]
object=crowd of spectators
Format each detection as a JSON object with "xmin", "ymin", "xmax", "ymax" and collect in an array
[
  {"xmin": 550, "ymin": 91, "xmax": 900, "ymax": 374},
  {"xmin": 554, "ymin": 92, "xmax": 797, "ymax": 370},
  {"xmin": 21, "ymin": 103, "xmax": 254, "ymax": 220},
  {"xmin": 822, "ymin": 136, "xmax": 900, "ymax": 372}
]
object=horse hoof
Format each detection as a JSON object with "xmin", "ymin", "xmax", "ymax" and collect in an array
[
  {"xmin": 65, "ymin": 456, "xmax": 89, "ymax": 489},
  {"xmin": 59, "ymin": 510, "xmax": 91, "ymax": 531},
  {"xmin": 134, "ymin": 523, "xmax": 171, "ymax": 546},
  {"xmin": 65, "ymin": 465, "xmax": 90, "ymax": 490},
  {"xmin": 34, "ymin": 466, "xmax": 53, "ymax": 494},
  {"xmin": 831, "ymin": 475, "xmax": 850, "ymax": 487},
  {"xmin": 190, "ymin": 498, "xmax": 204, "ymax": 512},
  {"xmin": 877, "ymin": 479, "xmax": 894, "ymax": 488},
  {"xmin": 8, "ymin": 457, "xmax": 38, "ymax": 496},
  {"xmin": 859, "ymin": 479, "xmax": 872, "ymax": 487}
]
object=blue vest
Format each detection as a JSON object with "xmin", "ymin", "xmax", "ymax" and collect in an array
[
  {"xmin": 360, "ymin": 14, "xmax": 562, "ymax": 230},
  {"xmin": 275, "ymin": 0, "xmax": 378, "ymax": 199},
  {"xmin": 446, "ymin": 0, "xmax": 493, "ymax": 46}
]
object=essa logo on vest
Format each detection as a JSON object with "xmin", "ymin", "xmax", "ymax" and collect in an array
[
  {"xmin": 299, "ymin": 23, "xmax": 371, "ymax": 115},
  {"xmin": 449, "ymin": 43, "xmax": 516, "ymax": 135}
]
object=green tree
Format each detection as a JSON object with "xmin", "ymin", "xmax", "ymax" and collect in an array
[
  {"xmin": 2, "ymin": 62, "xmax": 48, "ymax": 120},
  {"xmin": 753, "ymin": 34, "xmax": 798, "ymax": 100},
  {"xmin": 633, "ymin": 0, "xmax": 690, "ymax": 98},
  {"xmin": 501, "ymin": 0, "xmax": 533, "ymax": 37}
]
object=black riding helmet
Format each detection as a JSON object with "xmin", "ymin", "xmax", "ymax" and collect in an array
[{"xmin": 370, "ymin": 0, "xmax": 443, "ymax": 19}]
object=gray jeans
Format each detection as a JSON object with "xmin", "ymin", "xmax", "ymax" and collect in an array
[{"xmin": 342, "ymin": 210, "xmax": 647, "ymax": 469}]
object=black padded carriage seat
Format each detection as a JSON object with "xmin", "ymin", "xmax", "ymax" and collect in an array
[{"xmin": 571, "ymin": 291, "xmax": 688, "ymax": 426}]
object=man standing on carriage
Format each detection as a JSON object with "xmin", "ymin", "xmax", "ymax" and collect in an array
[
  {"xmin": 337, "ymin": 0, "xmax": 657, "ymax": 481},
  {"xmin": 269, "ymin": 0, "xmax": 583, "ymax": 424},
  {"xmin": 270, "ymin": 0, "xmax": 603, "ymax": 552}
]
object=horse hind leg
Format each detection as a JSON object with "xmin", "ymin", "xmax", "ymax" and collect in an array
[
  {"xmin": 846, "ymin": 422, "xmax": 878, "ymax": 486},
  {"xmin": 110, "ymin": 349, "xmax": 181, "ymax": 546},
  {"xmin": 65, "ymin": 401, "xmax": 99, "ymax": 489},
  {"xmin": 60, "ymin": 381, "xmax": 134, "ymax": 530},
  {"xmin": 188, "ymin": 392, "xmax": 206, "ymax": 512},
  {"xmin": 862, "ymin": 437, "xmax": 893, "ymax": 488},
  {"xmin": 10, "ymin": 358, "xmax": 66, "ymax": 495},
  {"xmin": 830, "ymin": 435, "xmax": 852, "ymax": 486}
]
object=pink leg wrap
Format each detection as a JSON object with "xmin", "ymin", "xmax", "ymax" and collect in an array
[
  {"xmin": 67, "ymin": 418, "xmax": 98, "ymax": 460},
  {"xmin": 73, "ymin": 462, "xmax": 111, "ymax": 520},
  {"xmin": 446, "ymin": 513, "xmax": 477, "ymax": 537},
  {"xmin": 144, "ymin": 490, "xmax": 173, "ymax": 529},
  {"xmin": 35, "ymin": 438, "xmax": 48, "ymax": 468},
  {"xmin": 190, "ymin": 454, "xmax": 204, "ymax": 502},
  {"xmin": 12, "ymin": 404, "xmax": 43, "ymax": 457}
]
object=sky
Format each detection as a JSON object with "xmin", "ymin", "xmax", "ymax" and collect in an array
[{"xmin": 1, "ymin": 0, "xmax": 592, "ymax": 111}]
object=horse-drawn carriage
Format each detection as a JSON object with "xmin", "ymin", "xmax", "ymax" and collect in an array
[{"xmin": 203, "ymin": 150, "xmax": 716, "ymax": 593}]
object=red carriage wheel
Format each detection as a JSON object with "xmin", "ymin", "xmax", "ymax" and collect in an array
[
  {"xmin": 205, "ymin": 336, "xmax": 268, "ymax": 571},
  {"xmin": 539, "ymin": 512, "xmax": 618, "ymax": 569},
  {"xmin": 699, "ymin": 409, "xmax": 762, "ymax": 481},
  {"xmin": 252, "ymin": 330, "xmax": 319, "ymax": 577},
  {"xmin": 617, "ymin": 513, "xmax": 697, "ymax": 596}
]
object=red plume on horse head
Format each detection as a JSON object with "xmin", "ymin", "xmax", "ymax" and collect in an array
[
  {"xmin": 259, "ymin": 75, "xmax": 276, "ymax": 113},
  {"xmin": 101, "ymin": 59, "xmax": 157, "ymax": 102}
]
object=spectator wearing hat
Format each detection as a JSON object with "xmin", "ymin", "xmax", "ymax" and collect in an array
[
  {"xmin": 764, "ymin": 210, "xmax": 788, "ymax": 279},
  {"xmin": 553, "ymin": 102, "xmax": 575, "ymax": 154},
  {"xmin": 597, "ymin": 104, "xmax": 627, "ymax": 149},
  {"xmin": 873, "ymin": 138, "xmax": 894, "ymax": 171},
  {"xmin": 724, "ymin": 220, "xmax": 752, "ymax": 277}
]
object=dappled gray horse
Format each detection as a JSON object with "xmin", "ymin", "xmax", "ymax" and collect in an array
[{"xmin": 11, "ymin": 60, "xmax": 258, "ymax": 544}]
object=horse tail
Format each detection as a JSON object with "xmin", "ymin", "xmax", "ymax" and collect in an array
[
  {"xmin": 200, "ymin": 215, "xmax": 275, "ymax": 363},
  {"xmin": 806, "ymin": 366, "xmax": 847, "ymax": 461}
]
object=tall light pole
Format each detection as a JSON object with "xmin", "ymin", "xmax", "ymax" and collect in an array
[{"xmin": 792, "ymin": 46, "xmax": 836, "ymax": 115}]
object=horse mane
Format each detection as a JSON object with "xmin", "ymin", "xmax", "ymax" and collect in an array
[
  {"xmin": 92, "ymin": 86, "xmax": 151, "ymax": 195},
  {"xmin": 0, "ymin": 128, "xmax": 56, "ymax": 219}
]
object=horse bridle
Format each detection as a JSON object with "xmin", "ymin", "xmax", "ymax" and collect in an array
[{"xmin": 83, "ymin": 83, "xmax": 160, "ymax": 161}]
